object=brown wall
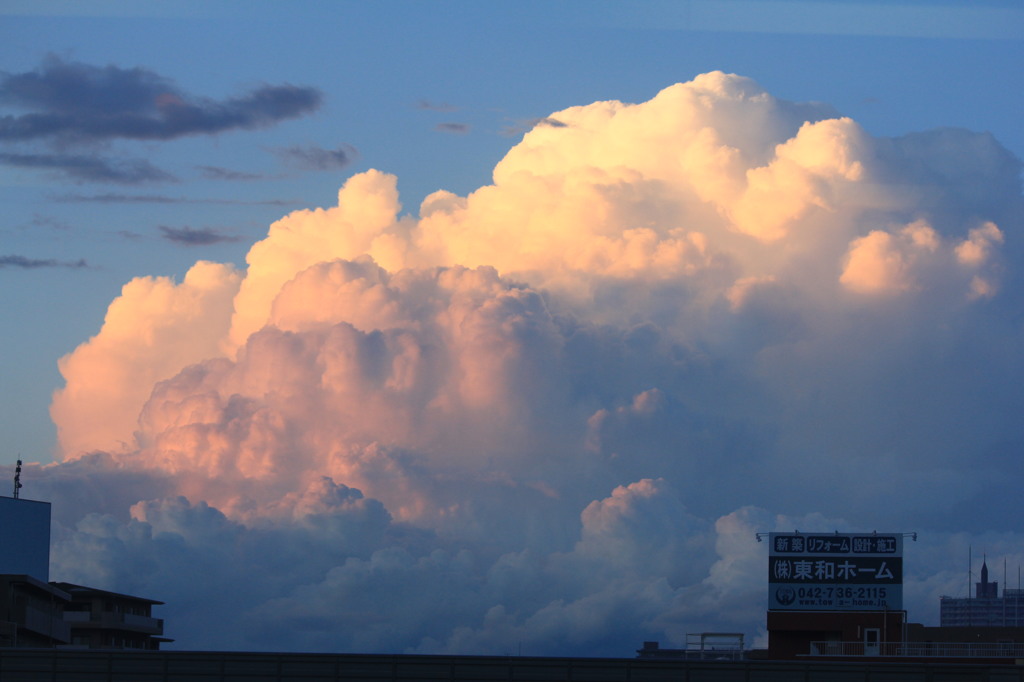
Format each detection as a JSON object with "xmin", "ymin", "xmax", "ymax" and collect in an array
[{"xmin": 767, "ymin": 609, "xmax": 906, "ymax": 659}]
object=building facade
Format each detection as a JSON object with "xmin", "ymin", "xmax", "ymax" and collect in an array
[
  {"xmin": 1, "ymin": 493, "xmax": 170, "ymax": 650},
  {"xmin": 0, "ymin": 575, "xmax": 70, "ymax": 648},
  {"xmin": 51, "ymin": 583, "xmax": 171, "ymax": 650},
  {"xmin": 940, "ymin": 560, "xmax": 1024, "ymax": 627},
  {"xmin": 0, "ymin": 496, "xmax": 51, "ymax": 580}
]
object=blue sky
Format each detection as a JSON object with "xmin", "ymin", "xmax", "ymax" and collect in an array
[{"xmin": 2, "ymin": 0, "xmax": 1023, "ymax": 655}]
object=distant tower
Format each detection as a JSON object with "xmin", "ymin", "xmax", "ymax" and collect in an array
[
  {"xmin": 13, "ymin": 459, "xmax": 22, "ymax": 499},
  {"xmin": 976, "ymin": 556, "xmax": 999, "ymax": 598}
]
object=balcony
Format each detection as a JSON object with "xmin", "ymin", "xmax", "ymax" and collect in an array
[
  {"xmin": 62, "ymin": 611, "xmax": 163, "ymax": 635},
  {"xmin": 21, "ymin": 604, "xmax": 71, "ymax": 642}
]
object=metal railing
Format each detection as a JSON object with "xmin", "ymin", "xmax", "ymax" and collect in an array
[
  {"xmin": 20, "ymin": 604, "xmax": 71, "ymax": 642},
  {"xmin": 809, "ymin": 640, "xmax": 1024, "ymax": 658}
]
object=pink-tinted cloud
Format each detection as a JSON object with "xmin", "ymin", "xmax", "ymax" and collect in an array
[{"xmin": 33, "ymin": 72, "xmax": 1024, "ymax": 654}]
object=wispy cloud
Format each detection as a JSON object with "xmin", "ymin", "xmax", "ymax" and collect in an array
[
  {"xmin": 53, "ymin": 193, "xmax": 296, "ymax": 206},
  {"xmin": 0, "ymin": 254, "xmax": 88, "ymax": 269},
  {"xmin": 0, "ymin": 55, "xmax": 323, "ymax": 144},
  {"xmin": 158, "ymin": 225, "xmax": 242, "ymax": 246},
  {"xmin": 27, "ymin": 214, "xmax": 71, "ymax": 231},
  {"xmin": 501, "ymin": 116, "xmax": 568, "ymax": 137},
  {"xmin": 0, "ymin": 151, "xmax": 174, "ymax": 184},
  {"xmin": 416, "ymin": 99, "xmax": 459, "ymax": 113},
  {"xmin": 435, "ymin": 122, "xmax": 470, "ymax": 134},
  {"xmin": 273, "ymin": 143, "xmax": 357, "ymax": 171},
  {"xmin": 197, "ymin": 165, "xmax": 265, "ymax": 181}
]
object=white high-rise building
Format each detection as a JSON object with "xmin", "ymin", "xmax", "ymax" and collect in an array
[{"xmin": 940, "ymin": 559, "xmax": 1024, "ymax": 627}]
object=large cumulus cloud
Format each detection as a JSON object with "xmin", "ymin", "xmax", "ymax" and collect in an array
[{"xmin": 23, "ymin": 72, "xmax": 1024, "ymax": 654}]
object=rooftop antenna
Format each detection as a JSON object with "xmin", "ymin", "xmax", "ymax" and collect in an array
[{"xmin": 13, "ymin": 458, "xmax": 23, "ymax": 499}]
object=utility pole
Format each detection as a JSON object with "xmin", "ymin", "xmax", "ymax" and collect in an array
[{"xmin": 13, "ymin": 459, "xmax": 22, "ymax": 499}]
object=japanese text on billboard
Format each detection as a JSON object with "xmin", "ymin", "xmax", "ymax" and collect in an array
[{"xmin": 768, "ymin": 533, "xmax": 903, "ymax": 611}]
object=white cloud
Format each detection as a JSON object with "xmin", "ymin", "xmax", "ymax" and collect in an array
[
  {"xmin": 34, "ymin": 72, "xmax": 1024, "ymax": 654},
  {"xmin": 51, "ymin": 261, "xmax": 241, "ymax": 458}
]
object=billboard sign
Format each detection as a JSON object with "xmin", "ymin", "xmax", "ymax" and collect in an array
[{"xmin": 768, "ymin": 532, "xmax": 902, "ymax": 611}]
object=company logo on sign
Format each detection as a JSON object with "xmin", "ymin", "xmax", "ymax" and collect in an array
[{"xmin": 775, "ymin": 587, "xmax": 796, "ymax": 606}]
